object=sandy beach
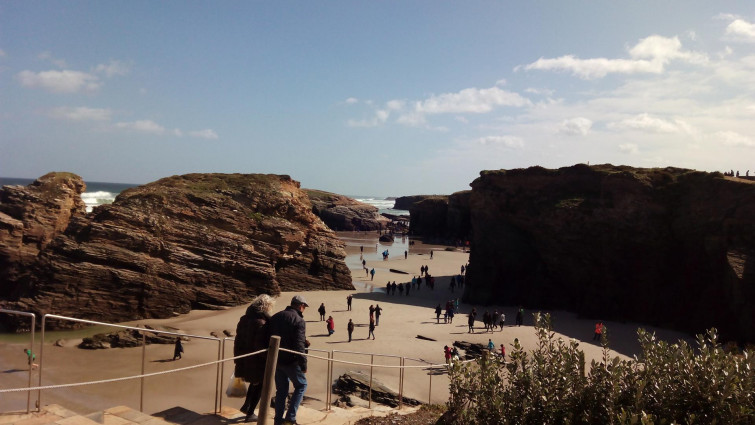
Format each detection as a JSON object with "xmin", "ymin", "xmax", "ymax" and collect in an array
[{"xmin": 0, "ymin": 232, "xmax": 692, "ymax": 417}]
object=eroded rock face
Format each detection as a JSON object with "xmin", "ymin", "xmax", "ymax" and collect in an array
[
  {"xmin": 465, "ymin": 164, "xmax": 755, "ymax": 343},
  {"xmin": 0, "ymin": 173, "xmax": 87, "ymax": 295},
  {"xmin": 407, "ymin": 192, "xmax": 471, "ymax": 241},
  {"xmin": 1, "ymin": 173, "xmax": 353, "ymax": 328},
  {"xmin": 304, "ymin": 189, "xmax": 388, "ymax": 231}
]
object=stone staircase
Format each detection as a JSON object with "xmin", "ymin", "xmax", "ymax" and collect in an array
[{"xmin": 0, "ymin": 403, "xmax": 418, "ymax": 425}]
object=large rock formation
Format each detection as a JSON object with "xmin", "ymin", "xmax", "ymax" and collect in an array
[
  {"xmin": 1, "ymin": 173, "xmax": 353, "ymax": 328},
  {"xmin": 304, "ymin": 189, "xmax": 387, "ymax": 231},
  {"xmin": 0, "ymin": 173, "xmax": 87, "ymax": 293},
  {"xmin": 465, "ymin": 164, "xmax": 755, "ymax": 343},
  {"xmin": 407, "ymin": 192, "xmax": 471, "ymax": 241}
]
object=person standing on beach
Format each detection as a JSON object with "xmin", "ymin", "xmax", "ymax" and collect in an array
[
  {"xmin": 516, "ymin": 307, "xmax": 524, "ymax": 326},
  {"xmin": 391, "ymin": 281, "xmax": 397, "ymax": 295},
  {"xmin": 318, "ymin": 303, "xmax": 326, "ymax": 321},
  {"xmin": 430, "ymin": 250, "xmax": 433, "ymax": 259},
  {"xmin": 487, "ymin": 339, "xmax": 495, "ymax": 352},
  {"xmin": 375, "ymin": 304, "xmax": 382, "ymax": 326},
  {"xmin": 404, "ymin": 250, "xmax": 408, "ymax": 259},
  {"xmin": 347, "ymin": 319, "xmax": 354, "ymax": 342},
  {"xmin": 173, "ymin": 337, "xmax": 183, "ymax": 360},
  {"xmin": 398, "ymin": 282, "xmax": 404, "ymax": 295},
  {"xmin": 326, "ymin": 316, "xmax": 335, "ymax": 336},
  {"xmin": 368, "ymin": 318, "xmax": 376, "ymax": 340},
  {"xmin": 468, "ymin": 311, "xmax": 476, "ymax": 333},
  {"xmin": 405, "ymin": 281, "xmax": 410, "ymax": 296},
  {"xmin": 435, "ymin": 304, "xmax": 442, "ymax": 324},
  {"xmin": 500, "ymin": 344, "xmax": 506, "ymax": 360},
  {"xmin": 499, "ymin": 312, "xmax": 505, "ymax": 329},
  {"xmin": 593, "ymin": 322, "xmax": 603, "ymax": 341},
  {"xmin": 234, "ymin": 294, "xmax": 274, "ymax": 422},
  {"xmin": 269, "ymin": 295, "xmax": 309, "ymax": 425},
  {"xmin": 369, "ymin": 304, "xmax": 375, "ymax": 322},
  {"xmin": 370, "ymin": 268, "xmax": 375, "ymax": 281},
  {"xmin": 444, "ymin": 345, "xmax": 452, "ymax": 365},
  {"xmin": 347, "ymin": 295, "xmax": 353, "ymax": 311},
  {"xmin": 24, "ymin": 348, "xmax": 38, "ymax": 370}
]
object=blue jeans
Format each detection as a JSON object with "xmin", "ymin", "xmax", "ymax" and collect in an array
[{"xmin": 274, "ymin": 362, "xmax": 307, "ymax": 424}]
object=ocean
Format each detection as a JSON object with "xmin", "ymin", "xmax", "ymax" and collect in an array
[{"xmin": 0, "ymin": 177, "xmax": 408, "ymax": 215}]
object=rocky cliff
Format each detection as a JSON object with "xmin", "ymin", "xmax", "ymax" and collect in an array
[
  {"xmin": 465, "ymin": 164, "xmax": 755, "ymax": 343},
  {"xmin": 393, "ymin": 195, "xmax": 437, "ymax": 211},
  {"xmin": 0, "ymin": 173, "xmax": 353, "ymax": 328},
  {"xmin": 304, "ymin": 189, "xmax": 388, "ymax": 231},
  {"xmin": 407, "ymin": 192, "xmax": 471, "ymax": 241}
]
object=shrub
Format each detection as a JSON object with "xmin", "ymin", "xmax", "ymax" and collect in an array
[{"xmin": 445, "ymin": 313, "xmax": 754, "ymax": 424}]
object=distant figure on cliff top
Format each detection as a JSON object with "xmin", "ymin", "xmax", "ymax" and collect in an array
[
  {"xmin": 318, "ymin": 303, "xmax": 326, "ymax": 321},
  {"xmin": 173, "ymin": 337, "xmax": 183, "ymax": 360}
]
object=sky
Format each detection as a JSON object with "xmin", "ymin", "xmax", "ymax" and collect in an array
[{"xmin": 2, "ymin": 2, "xmax": 755, "ymax": 197}]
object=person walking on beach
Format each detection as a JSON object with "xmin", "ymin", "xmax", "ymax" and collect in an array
[
  {"xmin": 370, "ymin": 268, "xmax": 375, "ymax": 281},
  {"xmin": 374, "ymin": 304, "xmax": 382, "ymax": 326},
  {"xmin": 368, "ymin": 318, "xmax": 376, "ymax": 340},
  {"xmin": 234, "ymin": 294, "xmax": 274, "ymax": 422},
  {"xmin": 487, "ymin": 339, "xmax": 495, "ymax": 352},
  {"xmin": 499, "ymin": 312, "xmax": 505, "ymax": 329},
  {"xmin": 468, "ymin": 311, "xmax": 476, "ymax": 333},
  {"xmin": 269, "ymin": 295, "xmax": 309, "ymax": 425},
  {"xmin": 391, "ymin": 281, "xmax": 397, "ymax": 295},
  {"xmin": 24, "ymin": 348, "xmax": 38, "ymax": 370},
  {"xmin": 593, "ymin": 321, "xmax": 604, "ymax": 341},
  {"xmin": 516, "ymin": 306, "xmax": 524, "ymax": 327},
  {"xmin": 435, "ymin": 304, "xmax": 442, "ymax": 324},
  {"xmin": 444, "ymin": 345, "xmax": 452, "ymax": 365},
  {"xmin": 347, "ymin": 319, "xmax": 354, "ymax": 342},
  {"xmin": 173, "ymin": 337, "xmax": 184, "ymax": 360},
  {"xmin": 318, "ymin": 303, "xmax": 326, "ymax": 321},
  {"xmin": 346, "ymin": 295, "xmax": 353, "ymax": 311},
  {"xmin": 430, "ymin": 250, "xmax": 433, "ymax": 259},
  {"xmin": 326, "ymin": 316, "xmax": 335, "ymax": 336},
  {"xmin": 500, "ymin": 344, "xmax": 506, "ymax": 360},
  {"xmin": 369, "ymin": 304, "xmax": 375, "ymax": 321}
]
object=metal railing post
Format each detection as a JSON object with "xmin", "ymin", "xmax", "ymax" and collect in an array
[
  {"xmin": 215, "ymin": 340, "xmax": 222, "ymax": 414},
  {"xmin": 140, "ymin": 332, "xmax": 146, "ymax": 412},
  {"xmin": 368, "ymin": 354, "xmax": 374, "ymax": 408},
  {"xmin": 257, "ymin": 336, "xmax": 280, "ymax": 425},
  {"xmin": 399, "ymin": 357, "xmax": 404, "ymax": 410},
  {"xmin": 39, "ymin": 315, "xmax": 46, "ymax": 412},
  {"xmin": 326, "ymin": 351, "xmax": 332, "ymax": 410},
  {"xmin": 219, "ymin": 338, "xmax": 228, "ymax": 413},
  {"xmin": 0, "ymin": 309, "xmax": 36, "ymax": 413},
  {"xmin": 428, "ymin": 366, "xmax": 432, "ymax": 404}
]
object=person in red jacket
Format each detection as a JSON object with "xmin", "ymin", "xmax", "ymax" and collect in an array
[
  {"xmin": 326, "ymin": 316, "xmax": 335, "ymax": 336},
  {"xmin": 593, "ymin": 321, "xmax": 604, "ymax": 341}
]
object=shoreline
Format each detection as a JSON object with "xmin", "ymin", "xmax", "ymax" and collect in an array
[{"xmin": 0, "ymin": 232, "xmax": 693, "ymax": 416}]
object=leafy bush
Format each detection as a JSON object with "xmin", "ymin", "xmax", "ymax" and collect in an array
[{"xmin": 445, "ymin": 313, "xmax": 754, "ymax": 424}]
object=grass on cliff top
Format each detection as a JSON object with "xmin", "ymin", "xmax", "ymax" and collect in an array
[{"xmin": 132, "ymin": 173, "xmax": 296, "ymax": 194}]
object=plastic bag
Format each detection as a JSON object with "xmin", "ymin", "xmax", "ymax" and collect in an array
[{"xmin": 225, "ymin": 373, "xmax": 248, "ymax": 398}]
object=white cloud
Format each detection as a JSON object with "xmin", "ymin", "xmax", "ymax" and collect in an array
[
  {"xmin": 455, "ymin": 116, "xmax": 469, "ymax": 124},
  {"xmin": 345, "ymin": 97, "xmax": 359, "ymax": 104},
  {"xmin": 716, "ymin": 130, "xmax": 755, "ymax": 147},
  {"xmin": 38, "ymin": 51, "xmax": 67, "ymax": 68},
  {"xmin": 94, "ymin": 60, "xmax": 130, "ymax": 77},
  {"xmin": 386, "ymin": 100, "xmax": 405, "ymax": 110},
  {"xmin": 114, "ymin": 120, "xmax": 166, "ymax": 135},
  {"xmin": 725, "ymin": 18, "xmax": 755, "ymax": 42},
  {"xmin": 608, "ymin": 113, "xmax": 695, "ymax": 134},
  {"xmin": 476, "ymin": 135, "xmax": 524, "ymax": 148},
  {"xmin": 414, "ymin": 86, "xmax": 531, "ymax": 114},
  {"xmin": 559, "ymin": 117, "xmax": 592, "ymax": 136},
  {"xmin": 619, "ymin": 143, "xmax": 639, "ymax": 154},
  {"xmin": 521, "ymin": 35, "xmax": 706, "ymax": 79},
  {"xmin": 0, "ymin": 49, "xmax": 7, "ymax": 57},
  {"xmin": 17, "ymin": 69, "xmax": 101, "ymax": 93},
  {"xmin": 51, "ymin": 106, "xmax": 112, "ymax": 121},
  {"xmin": 188, "ymin": 129, "xmax": 219, "ymax": 139}
]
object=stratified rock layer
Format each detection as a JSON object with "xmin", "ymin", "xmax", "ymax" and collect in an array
[
  {"xmin": 465, "ymin": 165, "xmax": 755, "ymax": 343},
  {"xmin": 1, "ymin": 173, "xmax": 353, "ymax": 327},
  {"xmin": 408, "ymin": 192, "xmax": 470, "ymax": 241},
  {"xmin": 304, "ymin": 189, "xmax": 387, "ymax": 231}
]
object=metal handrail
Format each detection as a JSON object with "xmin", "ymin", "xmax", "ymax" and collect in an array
[
  {"xmin": 40, "ymin": 314, "xmax": 222, "ymax": 413},
  {"xmin": 0, "ymin": 309, "xmax": 36, "ymax": 413}
]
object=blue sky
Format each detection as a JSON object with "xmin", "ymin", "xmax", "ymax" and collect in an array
[{"xmin": 2, "ymin": 2, "xmax": 755, "ymax": 196}]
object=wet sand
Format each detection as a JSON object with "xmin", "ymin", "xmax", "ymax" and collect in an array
[{"xmin": 0, "ymin": 232, "xmax": 692, "ymax": 416}]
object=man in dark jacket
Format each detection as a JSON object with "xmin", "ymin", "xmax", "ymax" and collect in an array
[{"xmin": 269, "ymin": 295, "xmax": 309, "ymax": 425}]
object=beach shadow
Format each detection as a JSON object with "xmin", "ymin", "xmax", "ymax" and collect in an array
[
  {"xmin": 309, "ymin": 333, "xmax": 331, "ymax": 338},
  {"xmin": 2, "ymin": 368, "xmax": 27, "ymax": 373},
  {"xmin": 152, "ymin": 359, "xmax": 178, "ymax": 363},
  {"xmin": 324, "ymin": 340, "xmax": 354, "ymax": 345}
]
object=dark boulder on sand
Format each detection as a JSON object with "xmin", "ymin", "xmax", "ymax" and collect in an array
[
  {"xmin": 465, "ymin": 164, "xmax": 755, "ymax": 343},
  {"xmin": 0, "ymin": 173, "xmax": 353, "ymax": 329}
]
